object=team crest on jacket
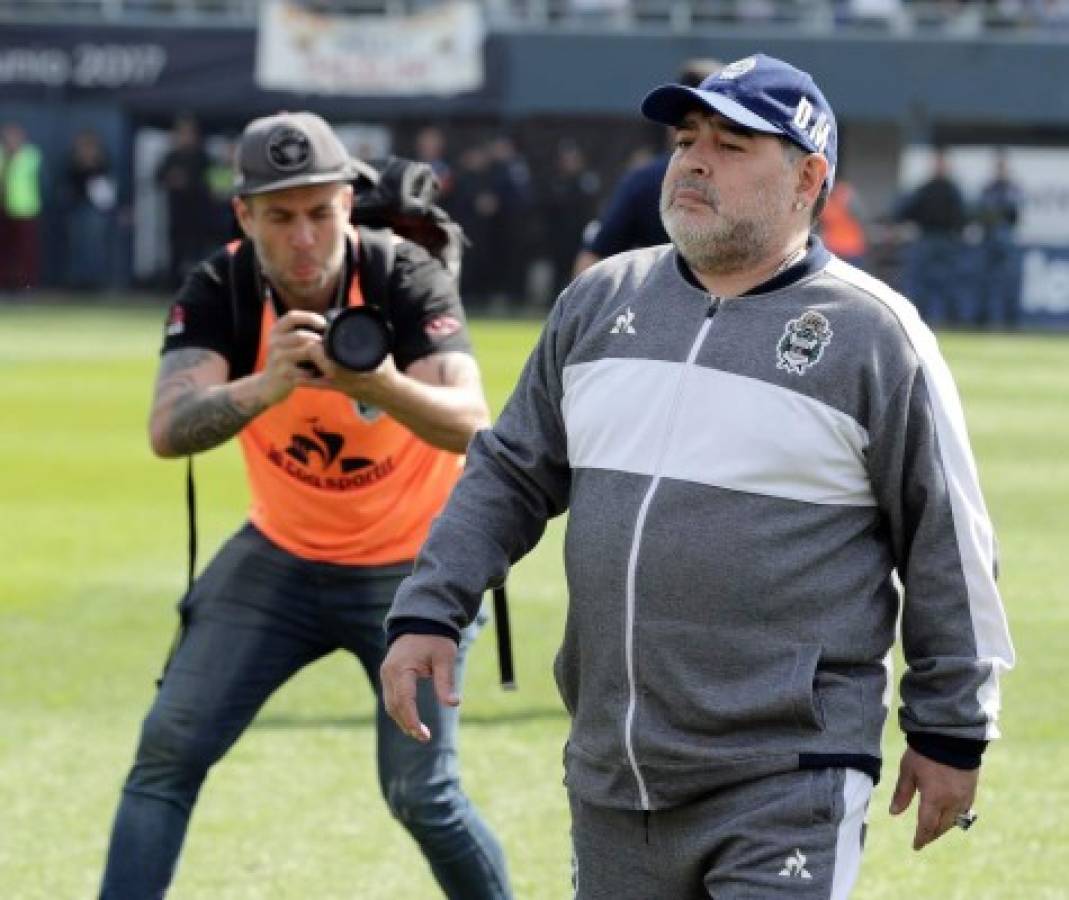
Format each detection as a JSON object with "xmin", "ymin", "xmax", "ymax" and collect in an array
[
  {"xmin": 610, "ymin": 307, "xmax": 636, "ymax": 335},
  {"xmin": 776, "ymin": 310, "xmax": 833, "ymax": 375}
]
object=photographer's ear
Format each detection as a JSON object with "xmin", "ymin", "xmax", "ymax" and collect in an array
[{"xmin": 232, "ymin": 195, "xmax": 255, "ymax": 238}]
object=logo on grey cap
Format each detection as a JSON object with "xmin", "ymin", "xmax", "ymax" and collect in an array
[{"xmin": 266, "ymin": 126, "xmax": 311, "ymax": 173}]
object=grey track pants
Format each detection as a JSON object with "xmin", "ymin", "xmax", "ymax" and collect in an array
[{"xmin": 569, "ymin": 768, "xmax": 872, "ymax": 899}]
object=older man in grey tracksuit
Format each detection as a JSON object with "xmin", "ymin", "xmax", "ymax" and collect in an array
[{"xmin": 381, "ymin": 54, "xmax": 1014, "ymax": 899}]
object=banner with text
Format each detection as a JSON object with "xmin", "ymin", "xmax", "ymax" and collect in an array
[
  {"xmin": 256, "ymin": 0, "xmax": 486, "ymax": 97},
  {"xmin": 1019, "ymin": 245, "xmax": 1069, "ymax": 327}
]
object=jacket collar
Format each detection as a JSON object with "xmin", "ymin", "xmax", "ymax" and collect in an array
[{"xmin": 676, "ymin": 235, "xmax": 830, "ymax": 297}]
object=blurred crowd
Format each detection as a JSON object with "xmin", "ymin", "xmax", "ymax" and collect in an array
[
  {"xmin": 0, "ymin": 113, "xmax": 1025, "ymax": 329},
  {"xmin": 887, "ymin": 147, "xmax": 1024, "ymax": 328},
  {"xmin": 549, "ymin": 0, "xmax": 1069, "ymax": 31},
  {"xmin": 0, "ymin": 121, "xmax": 125, "ymax": 294},
  {"xmin": 23, "ymin": 0, "xmax": 1069, "ymax": 32}
]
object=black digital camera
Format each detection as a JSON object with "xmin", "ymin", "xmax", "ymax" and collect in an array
[
  {"xmin": 302, "ymin": 306, "xmax": 393, "ymax": 375},
  {"xmin": 322, "ymin": 306, "xmax": 393, "ymax": 371}
]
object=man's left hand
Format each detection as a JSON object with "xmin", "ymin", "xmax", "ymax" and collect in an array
[
  {"xmin": 889, "ymin": 747, "xmax": 979, "ymax": 851},
  {"xmin": 306, "ymin": 344, "xmax": 399, "ymax": 406}
]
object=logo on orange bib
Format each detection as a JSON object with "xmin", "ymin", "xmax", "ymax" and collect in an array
[{"xmin": 265, "ymin": 421, "xmax": 396, "ymax": 491}]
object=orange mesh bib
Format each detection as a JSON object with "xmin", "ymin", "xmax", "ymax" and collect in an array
[
  {"xmin": 821, "ymin": 184, "xmax": 867, "ymax": 259},
  {"xmin": 238, "ymin": 271, "xmax": 462, "ymax": 564}
]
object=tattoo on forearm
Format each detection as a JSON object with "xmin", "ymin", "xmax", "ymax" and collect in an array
[
  {"xmin": 167, "ymin": 391, "xmax": 264, "ymax": 455},
  {"xmin": 156, "ymin": 349, "xmax": 267, "ymax": 455},
  {"xmin": 156, "ymin": 348, "xmax": 216, "ymax": 382}
]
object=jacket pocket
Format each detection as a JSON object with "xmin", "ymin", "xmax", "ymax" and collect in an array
[
  {"xmin": 790, "ymin": 643, "xmax": 825, "ymax": 731},
  {"xmin": 810, "ymin": 665, "xmax": 867, "ymax": 740},
  {"xmin": 638, "ymin": 627, "xmax": 829, "ymax": 748}
]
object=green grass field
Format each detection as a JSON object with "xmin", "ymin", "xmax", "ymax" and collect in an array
[{"xmin": 1, "ymin": 304, "xmax": 1066, "ymax": 899}]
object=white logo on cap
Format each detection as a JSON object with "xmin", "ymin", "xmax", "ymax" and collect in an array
[
  {"xmin": 718, "ymin": 56, "xmax": 757, "ymax": 80},
  {"xmin": 266, "ymin": 126, "xmax": 311, "ymax": 172},
  {"xmin": 791, "ymin": 98, "xmax": 831, "ymax": 153}
]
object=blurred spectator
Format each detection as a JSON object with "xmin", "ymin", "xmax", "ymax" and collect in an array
[
  {"xmin": 485, "ymin": 134, "xmax": 534, "ymax": 305},
  {"xmin": 0, "ymin": 123, "xmax": 43, "ymax": 294},
  {"xmin": 448, "ymin": 141, "xmax": 499, "ymax": 308},
  {"xmin": 894, "ymin": 147, "xmax": 968, "ymax": 325},
  {"xmin": 63, "ymin": 129, "xmax": 118, "ymax": 291},
  {"xmin": 819, "ymin": 179, "xmax": 869, "ymax": 269},
  {"xmin": 1029, "ymin": 0, "xmax": 1069, "ymax": 27},
  {"xmin": 567, "ymin": 0, "xmax": 630, "ymax": 26},
  {"xmin": 837, "ymin": 0, "xmax": 906, "ymax": 28},
  {"xmin": 156, "ymin": 114, "xmax": 212, "ymax": 287},
  {"xmin": 413, "ymin": 125, "xmax": 454, "ymax": 199},
  {"xmin": 539, "ymin": 139, "xmax": 601, "ymax": 298},
  {"xmin": 205, "ymin": 134, "xmax": 239, "ymax": 243},
  {"xmin": 736, "ymin": 0, "xmax": 778, "ymax": 23},
  {"xmin": 975, "ymin": 149, "xmax": 1023, "ymax": 328},
  {"xmin": 573, "ymin": 57, "xmax": 722, "ymax": 276}
]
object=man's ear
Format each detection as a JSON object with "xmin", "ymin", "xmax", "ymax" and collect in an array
[
  {"xmin": 232, "ymin": 195, "xmax": 253, "ymax": 238},
  {"xmin": 798, "ymin": 154, "xmax": 830, "ymax": 205},
  {"xmin": 799, "ymin": 153, "xmax": 829, "ymax": 203}
]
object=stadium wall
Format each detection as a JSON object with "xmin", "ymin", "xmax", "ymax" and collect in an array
[
  {"xmin": 2, "ymin": 21, "xmax": 1067, "ymax": 325},
  {"xmin": 3, "ymin": 23, "xmax": 1069, "ymax": 124}
]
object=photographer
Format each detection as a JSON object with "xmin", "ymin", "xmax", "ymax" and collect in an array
[{"xmin": 99, "ymin": 112, "xmax": 511, "ymax": 899}]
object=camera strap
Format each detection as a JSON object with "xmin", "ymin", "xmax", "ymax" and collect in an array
[
  {"xmin": 492, "ymin": 584, "xmax": 515, "ymax": 690},
  {"xmin": 354, "ymin": 225, "xmax": 395, "ymax": 314},
  {"xmin": 185, "ymin": 456, "xmax": 197, "ymax": 592}
]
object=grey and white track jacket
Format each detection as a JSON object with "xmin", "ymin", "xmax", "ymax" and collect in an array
[{"xmin": 387, "ymin": 238, "xmax": 1014, "ymax": 811}]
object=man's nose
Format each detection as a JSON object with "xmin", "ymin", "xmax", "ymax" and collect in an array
[
  {"xmin": 290, "ymin": 217, "xmax": 315, "ymax": 247},
  {"xmin": 680, "ymin": 145, "xmax": 711, "ymax": 176}
]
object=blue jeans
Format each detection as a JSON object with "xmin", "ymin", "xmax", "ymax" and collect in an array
[
  {"xmin": 902, "ymin": 234, "xmax": 965, "ymax": 326},
  {"xmin": 977, "ymin": 234, "xmax": 1021, "ymax": 328},
  {"xmin": 66, "ymin": 203, "xmax": 113, "ymax": 289},
  {"xmin": 100, "ymin": 524, "xmax": 511, "ymax": 899}
]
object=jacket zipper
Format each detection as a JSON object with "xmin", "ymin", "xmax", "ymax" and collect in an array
[{"xmin": 622, "ymin": 299, "xmax": 719, "ymax": 809}]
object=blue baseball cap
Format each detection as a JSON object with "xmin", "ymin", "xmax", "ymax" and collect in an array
[{"xmin": 641, "ymin": 54, "xmax": 837, "ymax": 188}]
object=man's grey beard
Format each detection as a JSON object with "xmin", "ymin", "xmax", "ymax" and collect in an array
[{"xmin": 660, "ymin": 178, "xmax": 779, "ymax": 275}]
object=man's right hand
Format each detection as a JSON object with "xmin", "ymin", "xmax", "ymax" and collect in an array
[
  {"xmin": 258, "ymin": 310, "xmax": 329, "ymax": 405},
  {"xmin": 381, "ymin": 634, "xmax": 460, "ymax": 742}
]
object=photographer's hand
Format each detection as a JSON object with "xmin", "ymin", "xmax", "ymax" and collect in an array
[
  {"xmin": 307, "ymin": 346, "xmax": 489, "ymax": 454},
  {"xmin": 307, "ymin": 344, "xmax": 401, "ymax": 407},
  {"xmin": 258, "ymin": 310, "xmax": 330, "ymax": 404}
]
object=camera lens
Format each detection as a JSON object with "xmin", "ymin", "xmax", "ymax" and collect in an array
[{"xmin": 323, "ymin": 306, "xmax": 392, "ymax": 372}]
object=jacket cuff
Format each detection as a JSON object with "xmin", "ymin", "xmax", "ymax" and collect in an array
[
  {"xmin": 386, "ymin": 617, "xmax": 461, "ymax": 647},
  {"xmin": 906, "ymin": 732, "xmax": 988, "ymax": 770}
]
